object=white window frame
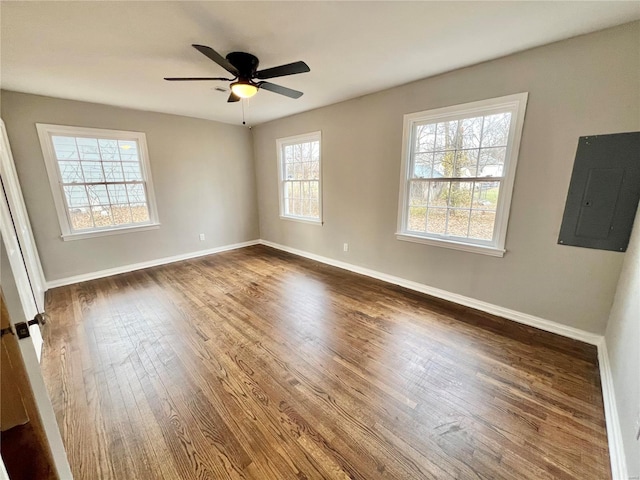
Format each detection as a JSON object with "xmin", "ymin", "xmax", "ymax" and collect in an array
[
  {"xmin": 277, "ymin": 131, "xmax": 323, "ymax": 225},
  {"xmin": 36, "ymin": 123, "xmax": 160, "ymax": 241},
  {"xmin": 396, "ymin": 93, "xmax": 528, "ymax": 257}
]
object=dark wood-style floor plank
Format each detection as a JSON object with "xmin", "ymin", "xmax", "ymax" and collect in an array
[{"xmin": 42, "ymin": 245, "xmax": 610, "ymax": 479}]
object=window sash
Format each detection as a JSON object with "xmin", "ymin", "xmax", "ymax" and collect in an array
[
  {"xmin": 61, "ymin": 180, "xmax": 144, "ymax": 186},
  {"xmin": 277, "ymin": 132, "xmax": 322, "ymax": 223},
  {"xmin": 52, "ymin": 138, "xmax": 151, "ymax": 232},
  {"xmin": 408, "ymin": 176, "xmax": 505, "ymax": 182},
  {"xmin": 36, "ymin": 124, "xmax": 159, "ymax": 239},
  {"xmin": 396, "ymin": 93, "xmax": 528, "ymax": 255},
  {"xmin": 405, "ymin": 178, "xmax": 502, "ymax": 243}
]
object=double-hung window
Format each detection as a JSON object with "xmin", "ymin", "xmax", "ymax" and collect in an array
[
  {"xmin": 397, "ymin": 93, "xmax": 528, "ymax": 256},
  {"xmin": 277, "ymin": 131, "xmax": 322, "ymax": 224},
  {"xmin": 36, "ymin": 124, "xmax": 159, "ymax": 240}
]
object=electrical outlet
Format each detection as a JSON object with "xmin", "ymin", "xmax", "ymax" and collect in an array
[
  {"xmin": 199, "ymin": 233, "xmax": 205, "ymax": 241},
  {"xmin": 343, "ymin": 243, "xmax": 349, "ymax": 252}
]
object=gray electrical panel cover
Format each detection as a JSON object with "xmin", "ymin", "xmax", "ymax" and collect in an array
[{"xmin": 558, "ymin": 132, "xmax": 640, "ymax": 252}]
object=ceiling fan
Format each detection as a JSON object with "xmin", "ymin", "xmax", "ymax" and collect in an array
[{"xmin": 165, "ymin": 44, "xmax": 310, "ymax": 102}]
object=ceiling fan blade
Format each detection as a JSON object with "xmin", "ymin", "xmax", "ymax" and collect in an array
[
  {"xmin": 164, "ymin": 77, "xmax": 234, "ymax": 81},
  {"xmin": 258, "ymin": 82, "xmax": 304, "ymax": 99},
  {"xmin": 227, "ymin": 92, "xmax": 241, "ymax": 103},
  {"xmin": 192, "ymin": 44, "xmax": 239, "ymax": 76},
  {"xmin": 256, "ymin": 61, "xmax": 310, "ymax": 80}
]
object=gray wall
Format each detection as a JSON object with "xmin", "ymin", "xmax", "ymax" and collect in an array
[
  {"xmin": 1, "ymin": 91, "xmax": 259, "ymax": 282},
  {"xmin": 252, "ymin": 22, "xmax": 640, "ymax": 334},
  {"xmin": 606, "ymin": 203, "xmax": 640, "ymax": 479}
]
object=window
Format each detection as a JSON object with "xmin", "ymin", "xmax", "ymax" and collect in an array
[
  {"xmin": 397, "ymin": 93, "xmax": 528, "ymax": 256},
  {"xmin": 277, "ymin": 131, "xmax": 322, "ymax": 224},
  {"xmin": 36, "ymin": 124, "xmax": 159, "ymax": 240}
]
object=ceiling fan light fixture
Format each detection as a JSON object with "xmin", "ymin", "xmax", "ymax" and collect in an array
[{"xmin": 230, "ymin": 81, "xmax": 258, "ymax": 99}]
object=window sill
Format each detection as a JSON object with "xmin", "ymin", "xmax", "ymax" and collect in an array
[
  {"xmin": 279, "ymin": 215, "xmax": 323, "ymax": 226},
  {"xmin": 62, "ymin": 223, "xmax": 160, "ymax": 241},
  {"xmin": 396, "ymin": 232, "xmax": 505, "ymax": 257}
]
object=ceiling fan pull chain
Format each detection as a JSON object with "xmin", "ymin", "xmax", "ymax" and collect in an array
[{"xmin": 242, "ymin": 99, "xmax": 246, "ymax": 125}]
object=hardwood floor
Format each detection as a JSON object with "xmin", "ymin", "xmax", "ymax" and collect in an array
[{"xmin": 42, "ymin": 245, "xmax": 610, "ymax": 479}]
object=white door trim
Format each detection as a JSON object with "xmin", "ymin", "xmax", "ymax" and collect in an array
[
  {"xmin": 0, "ymin": 456, "xmax": 8, "ymax": 480},
  {"xmin": 1, "ymin": 185, "xmax": 73, "ymax": 479},
  {"xmin": 0, "ymin": 178, "xmax": 38, "ymax": 324},
  {"xmin": 0, "ymin": 119, "xmax": 46, "ymax": 312}
]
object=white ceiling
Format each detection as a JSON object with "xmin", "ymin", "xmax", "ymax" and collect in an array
[{"xmin": 2, "ymin": 2, "xmax": 639, "ymax": 126}]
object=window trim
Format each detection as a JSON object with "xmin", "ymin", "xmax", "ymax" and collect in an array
[
  {"xmin": 396, "ymin": 93, "xmax": 528, "ymax": 257},
  {"xmin": 276, "ymin": 131, "xmax": 323, "ymax": 225},
  {"xmin": 36, "ymin": 123, "xmax": 160, "ymax": 241}
]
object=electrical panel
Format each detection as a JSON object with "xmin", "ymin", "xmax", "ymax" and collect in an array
[{"xmin": 558, "ymin": 132, "xmax": 640, "ymax": 252}]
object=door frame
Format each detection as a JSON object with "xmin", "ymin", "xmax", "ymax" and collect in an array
[
  {"xmin": 0, "ymin": 119, "xmax": 46, "ymax": 313},
  {"xmin": 0, "ymin": 119, "xmax": 73, "ymax": 479}
]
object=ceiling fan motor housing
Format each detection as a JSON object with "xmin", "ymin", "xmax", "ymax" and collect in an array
[{"xmin": 226, "ymin": 52, "xmax": 260, "ymax": 81}]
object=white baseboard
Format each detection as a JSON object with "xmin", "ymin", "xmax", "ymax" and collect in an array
[
  {"xmin": 46, "ymin": 240, "xmax": 260, "ymax": 289},
  {"xmin": 258, "ymin": 239, "xmax": 603, "ymax": 346},
  {"xmin": 597, "ymin": 339, "xmax": 629, "ymax": 480}
]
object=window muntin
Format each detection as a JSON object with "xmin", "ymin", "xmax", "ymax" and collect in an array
[
  {"xmin": 277, "ymin": 132, "xmax": 322, "ymax": 223},
  {"xmin": 397, "ymin": 94, "xmax": 527, "ymax": 255},
  {"xmin": 37, "ymin": 124, "xmax": 159, "ymax": 239}
]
